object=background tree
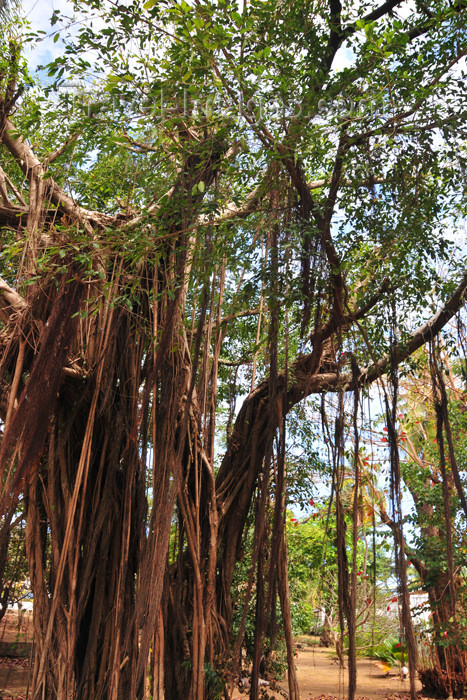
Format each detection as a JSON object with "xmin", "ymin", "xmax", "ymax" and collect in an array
[{"xmin": 394, "ymin": 346, "xmax": 467, "ymax": 696}]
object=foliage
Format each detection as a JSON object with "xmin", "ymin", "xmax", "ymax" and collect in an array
[
  {"xmin": 285, "ymin": 503, "xmax": 397, "ymax": 642},
  {"xmin": 371, "ymin": 635, "xmax": 406, "ymax": 668},
  {"xmin": 398, "ymin": 351, "xmax": 467, "ymax": 648},
  {"xmin": 0, "ymin": 0, "xmax": 467, "ymax": 697},
  {"xmin": 203, "ymin": 663, "xmax": 224, "ymax": 700}
]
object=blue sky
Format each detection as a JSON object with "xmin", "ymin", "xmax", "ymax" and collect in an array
[
  {"xmin": 21, "ymin": 0, "xmax": 358, "ymax": 74},
  {"xmin": 22, "ymin": 0, "xmax": 73, "ymax": 69}
]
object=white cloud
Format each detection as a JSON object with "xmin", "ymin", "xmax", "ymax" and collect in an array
[
  {"xmin": 21, "ymin": 0, "xmax": 75, "ymax": 71},
  {"xmin": 332, "ymin": 44, "xmax": 356, "ymax": 72},
  {"xmin": 394, "ymin": 0, "xmax": 417, "ymax": 21}
]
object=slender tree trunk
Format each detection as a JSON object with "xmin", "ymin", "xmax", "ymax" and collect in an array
[{"xmin": 278, "ymin": 534, "xmax": 300, "ymax": 700}]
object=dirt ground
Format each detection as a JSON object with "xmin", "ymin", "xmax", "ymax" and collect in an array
[
  {"xmin": 231, "ymin": 647, "xmax": 423, "ymax": 700},
  {"xmin": 281, "ymin": 647, "xmax": 422, "ymax": 699},
  {"xmin": 0, "ymin": 614, "xmax": 424, "ymax": 700},
  {"xmin": 0, "ymin": 611, "xmax": 33, "ymax": 699},
  {"xmin": 0, "ymin": 611, "xmax": 33, "ymax": 645}
]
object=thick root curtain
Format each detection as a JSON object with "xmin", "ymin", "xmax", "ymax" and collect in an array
[{"xmin": 1, "ymin": 2, "xmax": 467, "ymax": 698}]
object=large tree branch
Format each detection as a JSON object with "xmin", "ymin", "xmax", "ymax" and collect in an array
[
  {"xmin": 0, "ymin": 203, "xmax": 28, "ymax": 228},
  {"xmin": 324, "ymin": 0, "xmax": 343, "ymax": 70},
  {"xmin": 43, "ymin": 132, "xmax": 80, "ymax": 166},
  {"xmin": 292, "ymin": 269, "xmax": 467, "ymax": 396},
  {"xmin": 281, "ymin": 152, "xmax": 347, "ymax": 328},
  {"xmin": 0, "ymin": 165, "xmax": 11, "ymax": 204},
  {"xmin": 360, "ymin": 0, "xmax": 402, "ymax": 23},
  {"xmin": 326, "ymin": 0, "xmax": 406, "ymax": 72},
  {"xmin": 197, "ymin": 182, "xmax": 263, "ymax": 226},
  {"xmin": 350, "ymin": 47, "xmax": 467, "ymax": 146},
  {"xmin": 343, "ymin": 0, "xmax": 466, "ymax": 42},
  {"xmin": 1, "ymin": 119, "xmax": 114, "ymax": 232},
  {"xmin": 0, "ymin": 165, "xmax": 26, "ymax": 206},
  {"xmin": 0, "ymin": 276, "xmax": 28, "ymax": 324},
  {"xmin": 0, "ymin": 173, "xmax": 384, "ymax": 234},
  {"xmin": 309, "ymin": 277, "xmax": 391, "ymax": 345},
  {"xmin": 323, "ymin": 130, "xmax": 349, "ymax": 228}
]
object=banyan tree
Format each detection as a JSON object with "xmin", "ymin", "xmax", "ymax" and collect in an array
[{"xmin": 0, "ymin": 0, "xmax": 466, "ymax": 697}]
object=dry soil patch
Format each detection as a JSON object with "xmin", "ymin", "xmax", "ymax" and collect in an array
[
  {"xmin": 0, "ymin": 633, "xmax": 425, "ymax": 700},
  {"xmin": 231, "ymin": 647, "xmax": 422, "ymax": 700}
]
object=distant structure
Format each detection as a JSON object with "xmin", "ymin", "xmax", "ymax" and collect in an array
[{"xmin": 386, "ymin": 591, "xmax": 430, "ymax": 626}]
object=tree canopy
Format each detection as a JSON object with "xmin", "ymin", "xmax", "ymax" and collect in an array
[{"xmin": 0, "ymin": 0, "xmax": 466, "ymax": 698}]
